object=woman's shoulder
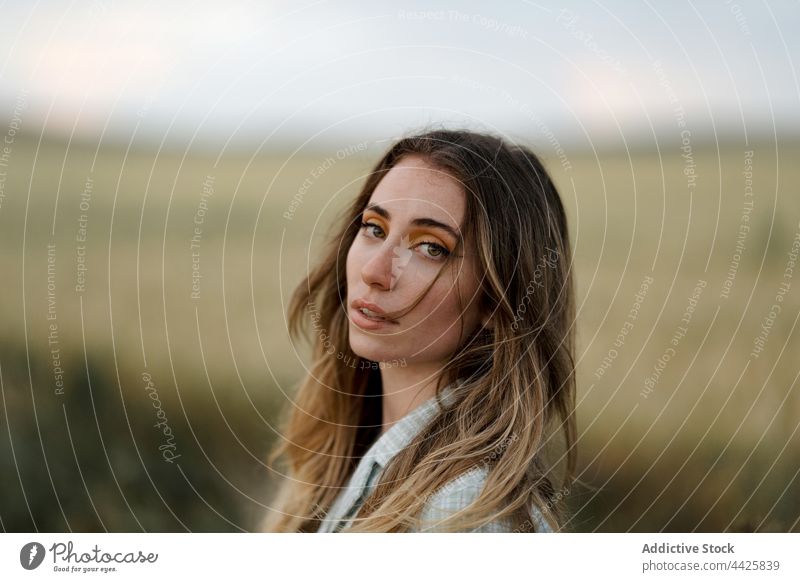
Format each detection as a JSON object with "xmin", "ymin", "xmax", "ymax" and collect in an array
[{"xmin": 417, "ymin": 465, "xmax": 553, "ymax": 533}]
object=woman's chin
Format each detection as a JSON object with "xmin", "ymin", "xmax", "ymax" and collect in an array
[{"xmin": 349, "ymin": 339, "xmax": 402, "ymax": 364}]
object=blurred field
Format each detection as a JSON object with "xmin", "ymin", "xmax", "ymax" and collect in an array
[{"xmin": 1, "ymin": 133, "xmax": 798, "ymax": 532}]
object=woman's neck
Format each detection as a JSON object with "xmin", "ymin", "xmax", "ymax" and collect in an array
[{"xmin": 379, "ymin": 363, "xmax": 445, "ymax": 435}]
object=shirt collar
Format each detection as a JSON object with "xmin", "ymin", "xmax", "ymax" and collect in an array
[{"xmin": 367, "ymin": 379, "xmax": 462, "ymax": 469}]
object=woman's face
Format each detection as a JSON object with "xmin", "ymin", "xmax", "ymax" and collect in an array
[{"xmin": 345, "ymin": 154, "xmax": 487, "ymax": 367}]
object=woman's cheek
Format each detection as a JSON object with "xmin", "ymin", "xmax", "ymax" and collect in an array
[
  {"xmin": 419, "ymin": 290, "xmax": 456, "ymax": 330},
  {"xmin": 345, "ymin": 243, "xmax": 362, "ymax": 280}
]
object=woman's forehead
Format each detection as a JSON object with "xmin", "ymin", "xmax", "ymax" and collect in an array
[{"xmin": 369, "ymin": 159, "xmax": 465, "ymax": 228}]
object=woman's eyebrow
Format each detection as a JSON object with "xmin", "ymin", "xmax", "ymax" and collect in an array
[{"xmin": 364, "ymin": 203, "xmax": 461, "ymax": 242}]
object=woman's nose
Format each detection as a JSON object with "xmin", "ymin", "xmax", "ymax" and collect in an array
[{"xmin": 361, "ymin": 239, "xmax": 399, "ymax": 291}]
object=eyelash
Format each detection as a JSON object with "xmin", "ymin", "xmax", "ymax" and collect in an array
[{"xmin": 359, "ymin": 221, "xmax": 451, "ymax": 261}]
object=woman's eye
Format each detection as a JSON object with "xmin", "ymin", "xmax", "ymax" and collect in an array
[
  {"xmin": 360, "ymin": 221, "xmax": 385, "ymax": 238},
  {"xmin": 416, "ymin": 241, "xmax": 450, "ymax": 261}
]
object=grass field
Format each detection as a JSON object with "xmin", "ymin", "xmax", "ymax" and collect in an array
[{"xmin": 1, "ymin": 133, "xmax": 798, "ymax": 531}]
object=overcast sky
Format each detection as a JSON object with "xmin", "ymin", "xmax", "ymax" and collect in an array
[{"xmin": 1, "ymin": 0, "xmax": 797, "ymax": 150}]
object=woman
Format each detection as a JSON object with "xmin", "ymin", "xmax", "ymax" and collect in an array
[{"xmin": 262, "ymin": 128, "xmax": 576, "ymax": 532}]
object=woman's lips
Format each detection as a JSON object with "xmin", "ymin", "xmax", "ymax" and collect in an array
[{"xmin": 350, "ymin": 306, "xmax": 398, "ymax": 330}]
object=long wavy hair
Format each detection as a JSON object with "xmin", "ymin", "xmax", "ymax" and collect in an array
[{"xmin": 261, "ymin": 128, "xmax": 577, "ymax": 532}]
